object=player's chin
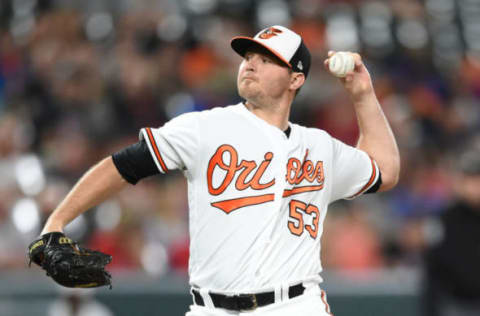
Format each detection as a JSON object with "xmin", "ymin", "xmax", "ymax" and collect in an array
[{"xmin": 238, "ymin": 83, "xmax": 260, "ymax": 100}]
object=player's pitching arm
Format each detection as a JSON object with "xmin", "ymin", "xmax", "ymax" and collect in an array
[
  {"xmin": 41, "ymin": 157, "xmax": 128, "ymax": 234},
  {"xmin": 325, "ymin": 51, "xmax": 400, "ymax": 191}
]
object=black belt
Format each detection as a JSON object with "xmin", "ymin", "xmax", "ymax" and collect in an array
[{"xmin": 191, "ymin": 283, "xmax": 305, "ymax": 311}]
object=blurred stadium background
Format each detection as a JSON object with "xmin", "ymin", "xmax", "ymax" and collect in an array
[{"xmin": 1, "ymin": 0, "xmax": 480, "ymax": 315}]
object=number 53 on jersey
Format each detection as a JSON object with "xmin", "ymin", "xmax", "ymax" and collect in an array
[{"xmin": 288, "ymin": 199, "xmax": 320, "ymax": 239}]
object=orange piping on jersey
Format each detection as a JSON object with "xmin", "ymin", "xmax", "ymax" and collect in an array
[
  {"xmin": 349, "ymin": 157, "xmax": 377, "ymax": 198},
  {"xmin": 321, "ymin": 290, "xmax": 334, "ymax": 315},
  {"xmin": 146, "ymin": 128, "xmax": 168, "ymax": 173},
  {"xmin": 282, "ymin": 184, "xmax": 324, "ymax": 197},
  {"xmin": 211, "ymin": 193, "xmax": 275, "ymax": 214}
]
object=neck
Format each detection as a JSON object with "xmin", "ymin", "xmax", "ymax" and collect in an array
[{"xmin": 244, "ymin": 99, "xmax": 292, "ymax": 131}]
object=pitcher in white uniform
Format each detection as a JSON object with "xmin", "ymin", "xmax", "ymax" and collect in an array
[{"xmin": 37, "ymin": 25, "xmax": 400, "ymax": 316}]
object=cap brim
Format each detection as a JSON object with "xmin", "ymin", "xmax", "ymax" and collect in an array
[{"xmin": 231, "ymin": 36, "xmax": 292, "ymax": 68}]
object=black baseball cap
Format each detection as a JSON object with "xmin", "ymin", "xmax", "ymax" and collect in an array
[{"xmin": 231, "ymin": 25, "xmax": 311, "ymax": 78}]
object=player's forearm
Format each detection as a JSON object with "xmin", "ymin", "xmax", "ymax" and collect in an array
[
  {"xmin": 353, "ymin": 92, "xmax": 400, "ymax": 191},
  {"xmin": 41, "ymin": 157, "xmax": 128, "ymax": 234}
]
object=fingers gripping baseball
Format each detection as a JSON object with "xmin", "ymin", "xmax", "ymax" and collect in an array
[
  {"xmin": 326, "ymin": 51, "xmax": 355, "ymax": 77},
  {"xmin": 324, "ymin": 51, "xmax": 374, "ymax": 101}
]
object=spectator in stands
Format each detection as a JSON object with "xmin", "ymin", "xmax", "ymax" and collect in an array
[{"xmin": 423, "ymin": 146, "xmax": 480, "ymax": 316}]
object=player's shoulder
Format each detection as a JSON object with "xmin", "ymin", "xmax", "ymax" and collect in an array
[
  {"xmin": 155, "ymin": 103, "xmax": 241, "ymax": 135},
  {"xmin": 174, "ymin": 103, "xmax": 240, "ymax": 121},
  {"xmin": 291, "ymin": 123, "xmax": 333, "ymax": 141},
  {"xmin": 199, "ymin": 103, "xmax": 243, "ymax": 117},
  {"xmin": 163, "ymin": 110, "xmax": 201, "ymax": 128}
]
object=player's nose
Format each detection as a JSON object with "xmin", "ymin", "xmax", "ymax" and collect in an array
[
  {"xmin": 241, "ymin": 63, "xmax": 255, "ymax": 75},
  {"xmin": 244, "ymin": 54, "xmax": 260, "ymax": 71}
]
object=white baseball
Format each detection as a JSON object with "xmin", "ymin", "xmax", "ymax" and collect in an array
[{"xmin": 328, "ymin": 52, "xmax": 355, "ymax": 78}]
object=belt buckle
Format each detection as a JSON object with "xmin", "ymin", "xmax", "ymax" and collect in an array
[{"xmin": 237, "ymin": 293, "xmax": 258, "ymax": 311}]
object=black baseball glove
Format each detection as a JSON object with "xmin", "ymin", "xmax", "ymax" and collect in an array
[{"xmin": 28, "ymin": 232, "xmax": 112, "ymax": 289}]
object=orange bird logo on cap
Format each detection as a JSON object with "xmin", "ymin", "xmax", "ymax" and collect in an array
[{"xmin": 259, "ymin": 27, "xmax": 283, "ymax": 39}]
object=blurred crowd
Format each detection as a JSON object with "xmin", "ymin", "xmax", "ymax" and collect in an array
[{"xmin": 1, "ymin": 0, "xmax": 480, "ymax": 282}]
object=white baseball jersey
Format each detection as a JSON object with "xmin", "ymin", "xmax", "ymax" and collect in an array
[{"xmin": 140, "ymin": 102, "xmax": 379, "ymax": 293}]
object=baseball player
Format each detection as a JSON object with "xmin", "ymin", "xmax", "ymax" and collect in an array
[{"xmin": 36, "ymin": 25, "xmax": 400, "ymax": 315}]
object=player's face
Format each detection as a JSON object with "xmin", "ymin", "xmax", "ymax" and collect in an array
[{"xmin": 237, "ymin": 47, "xmax": 292, "ymax": 105}]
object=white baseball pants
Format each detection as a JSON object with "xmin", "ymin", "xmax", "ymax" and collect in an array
[{"xmin": 185, "ymin": 284, "xmax": 333, "ymax": 316}]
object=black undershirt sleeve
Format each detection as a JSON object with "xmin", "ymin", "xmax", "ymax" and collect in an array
[
  {"xmin": 365, "ymin": 171, "xmax": 382, "ymax": 194},
  {"xmin": 111, "ymin": 139, "xmax": 160, "ymax": 185}
]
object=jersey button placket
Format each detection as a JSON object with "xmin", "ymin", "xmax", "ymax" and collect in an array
[
  {"xmin": 253, "ymin": 129, "xmax": 288, "ymax": 281},
  {"xmin": 269, "ymin": 132, "xmax": 289, "ymax": 235}
]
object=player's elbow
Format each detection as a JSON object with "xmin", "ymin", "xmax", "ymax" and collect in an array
[{"xmin": 378, "ymin": 157, "xmax": 400, "ymax": 192}]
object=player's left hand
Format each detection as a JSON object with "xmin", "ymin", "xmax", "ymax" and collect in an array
[
  {"xmin": 324, "ymin": 51, "xmax": 374, "ymax": 103},
  {"xmin": 28, "ymin": 232, "xmax": 113, "ymax": 289}
]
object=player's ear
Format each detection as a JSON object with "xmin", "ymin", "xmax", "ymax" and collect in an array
[{"xmin": 290, "ymin": 72, "xmax": 305, "ymax": 91}]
